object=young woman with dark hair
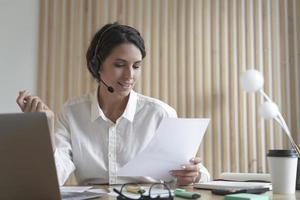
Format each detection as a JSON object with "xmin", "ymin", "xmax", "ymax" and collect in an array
[{"xmin": 16, "ymin": 22, "xmax": 210, "ymax": 186}]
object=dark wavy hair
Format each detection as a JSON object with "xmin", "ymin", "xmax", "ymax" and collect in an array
[{"xmin": 86, "ymin": 22, "xmax": 146, "ymax": 82}]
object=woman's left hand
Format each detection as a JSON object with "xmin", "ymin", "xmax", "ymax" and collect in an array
[{"xmin": 169, "ymin": 157, "xmax": 201, "ymax": 186}]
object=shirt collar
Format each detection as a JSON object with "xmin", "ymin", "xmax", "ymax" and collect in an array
[
  {"xmin": 91, "ymin": 89, "xmax": 106, "ymax": 122},
  {"xmin": 90, "ymin": 89, "xmax": 137, "ymax": 123},
  {"xmin": 122, "ymin": 90, "xmax": 137, "ymax": 122}
]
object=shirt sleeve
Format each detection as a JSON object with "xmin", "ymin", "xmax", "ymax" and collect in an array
[
  {"xmin": 197, "ymin": 163, "xmax": 210, "ymax": 182},
  {"xmin": 53, "ymin": 104, "xmax": 76, "ymax": 186}
]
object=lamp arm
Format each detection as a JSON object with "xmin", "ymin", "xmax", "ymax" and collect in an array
[
  {"xmin": 273, "ymin": 117, "xmax": 293, "ymax": 145},
  {"xmin": 257, "ymin": 89, "xmax": 292, "ymax": 137},
  {"xmin": 277, "ymin": 113, "xmax": 291, "ymax": 136},
  {"xmin": 257, "ymin": 89, "xmax": 290, "ymax": 135},
  {"xmin": 274, "ymin": 117, "xmax": 285, "ymax": 131},
  {"xmin": 258, "ymin": 89, "xmax": 298, "ymax": 148},
  {"xmin": 275, "ymin": 114, "xmax": 300, "ymax": 155},
  {"xmin": 259, "ymin": 89, "xmax": 273, "ymax": 102}
]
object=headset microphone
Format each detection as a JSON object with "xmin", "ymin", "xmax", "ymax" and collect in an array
[{"xmin": 99, "ymin": 78, "xmax": 114, "ymax": 93}]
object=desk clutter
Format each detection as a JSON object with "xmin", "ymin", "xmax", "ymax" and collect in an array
[
  {"xmin": 113, "ymin": 183, "xmax": 203, "ymax": 200},
  {"xmin": 61, "ymin": 183, "xmax": 202, "ymax": 200},
  {"xmin": 193, "ymin": 173, "xmax": 271, "ymax": 199}
]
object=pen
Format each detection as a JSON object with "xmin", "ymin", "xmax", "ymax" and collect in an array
[{"xmin": 174, "ymin": 189, "xmax": 201, "ymax": 199}]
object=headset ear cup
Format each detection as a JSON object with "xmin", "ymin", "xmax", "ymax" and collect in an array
[{"xmin": 89, "ymin": 57, "xmax": 100, "ymax": 77}]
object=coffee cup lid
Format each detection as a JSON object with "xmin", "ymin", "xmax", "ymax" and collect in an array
[{"xmin": 267, "ymin": 149, "xmax": 298, "ymax": 157}]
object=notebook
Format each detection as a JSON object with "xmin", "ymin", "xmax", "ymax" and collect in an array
[{"xmin": 194, "ymin": 173, "xmax": 272, "ymax": 191}]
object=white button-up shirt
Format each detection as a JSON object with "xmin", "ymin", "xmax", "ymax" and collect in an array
[{"xmin": 54, "ymin": 90, "xmax": 210, "ymax": 186}]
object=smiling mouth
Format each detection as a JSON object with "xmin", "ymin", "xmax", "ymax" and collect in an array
[{"xmin": 118, "ymin": 82, "xmax": 133, "ymax": 88}]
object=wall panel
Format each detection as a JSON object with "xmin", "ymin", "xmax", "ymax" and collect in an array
[{"xmin": 38, "ymin": 0, "xmax": 300, "ymax": 181}]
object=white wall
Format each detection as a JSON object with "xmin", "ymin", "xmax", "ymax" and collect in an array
[{"xmin": 0, "ymin": 0, "xmax": 39, "ymax": 113}]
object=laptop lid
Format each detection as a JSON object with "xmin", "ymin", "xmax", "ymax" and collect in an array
[{"xmin": 0, "ymin": 112, "xmax": 61, "ymax": 199}]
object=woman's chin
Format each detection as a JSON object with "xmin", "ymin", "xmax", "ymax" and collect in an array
[
  {"xmin": 115, "ymin": 87, "xmax": 132, "ymax": 96},
  {"xmin": 117, "ymin": 84, "xmax": 133, "ymax": 91}
]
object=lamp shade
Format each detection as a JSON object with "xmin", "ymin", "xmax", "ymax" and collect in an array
[
  {"xmin": 240, "ymin": 69, "xmax": 264, "ymax": 92},
  {"xmin": 259, "ymin": 101, "xmax": 279, "ymax": 119}
]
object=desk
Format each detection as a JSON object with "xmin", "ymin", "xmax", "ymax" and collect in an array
[{"xmin": 90, "ymin": 185, "xmax": 300, "ymax": 200}]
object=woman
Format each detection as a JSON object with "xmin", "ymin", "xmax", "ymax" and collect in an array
[{"xmin": 16, "ymin": 22, "xmax": 210, "ymax": 186}]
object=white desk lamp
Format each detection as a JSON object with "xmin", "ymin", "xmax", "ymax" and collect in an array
[{"xmin": 240, "ymin": 69, "xmax": 300, "ymax": 155}]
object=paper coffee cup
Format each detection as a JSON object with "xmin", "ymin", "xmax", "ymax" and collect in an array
[{"xmin": 267, "ymin": 149, "xmax": 298, "ymax": 194}]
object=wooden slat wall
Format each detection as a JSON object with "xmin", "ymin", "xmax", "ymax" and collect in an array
[{"xmin": 38, "ymin": 0, "xmax": 300, "ymax": 180}]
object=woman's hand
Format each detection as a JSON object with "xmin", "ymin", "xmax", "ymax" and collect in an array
[
  {"xmin": 16, "ymin": 90, "xmax": 53, "ymax": 115},
  {"xmin": 16, "ymin": 90, "xmax": 55, "ymax": 148},
  {"xmin": 169, "ymin": 157, "xmax": 201, "ymax": 186}
]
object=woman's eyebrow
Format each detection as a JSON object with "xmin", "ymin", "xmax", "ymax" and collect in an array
[
  {"xmin": 115, "ymin": 59, "xmax": 127, "ymax": 62},
  {"xmin": 115, "ymin": 59, "xmax": 142, "ymax": 63}
]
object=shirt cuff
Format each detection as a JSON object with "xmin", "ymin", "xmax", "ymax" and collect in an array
[
  {"xmin": 54, "ymin": 149, "xmax": 76, "ymax": 186},
  {"xmin": 197, "ymin": 163, "xmax": 210, "ymax": 183}
]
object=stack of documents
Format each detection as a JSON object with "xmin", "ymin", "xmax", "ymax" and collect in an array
[
  {"xmin": 219, "ymin": 173, "xmax": 271, "ymax": 182},
  {"xmin": 60, "ymin": 186, "xmax": 109, "ymax": 200},
  {"xmin": 194, "ymin": 181, "xmax": 271, "ymax": 190},
  {"xmin": 194, "ymin": 173, "xmax": 272, "ymax": 191}
]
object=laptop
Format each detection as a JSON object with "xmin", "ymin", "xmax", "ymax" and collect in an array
[{"xmin": 0, "ymin": 113, "xmax": 101, "ymax": 200}]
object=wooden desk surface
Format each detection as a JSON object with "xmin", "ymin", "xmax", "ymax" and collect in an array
[{"xmin": 90, "ymin": 185, "xmax": 300, "ymax": 200}]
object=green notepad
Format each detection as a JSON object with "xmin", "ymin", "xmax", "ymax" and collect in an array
[{"xmin": 224, "ymin": 193, "xmax": 269, "ymax": 200}]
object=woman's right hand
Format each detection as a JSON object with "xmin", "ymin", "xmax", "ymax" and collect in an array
[
  {"xmin": 16, "ymin": 90, "xmax": 54, "ymax": 116},
  {"xmin": 16, "ymin": 90, "xmax": 56, "ymax": 148}
]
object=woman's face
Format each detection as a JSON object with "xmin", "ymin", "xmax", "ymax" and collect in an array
[{"xmin": 99, "ymin": 42, "xmax": 142, "ymax": 96}]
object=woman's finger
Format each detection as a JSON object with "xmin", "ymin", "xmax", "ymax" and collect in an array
[
  {"xmin": 180, "ymin": 164, "xmax": 199, "ymax": 171},
  {"xmin": 16, "ymin": 90, "xmax": 30, "ymax": 111},
  {"xmin": 170, "ymin": 170, "xmax": 199, "ymax": 178},
  {"xmin": 23, "ymin": 96, "xmax": 32, "ymax": 112},
  {"xmin": 43, "ymin": 103, "xmax": 50, "ymax": 111},
  {"xmin": 37, "ymin": 102, "xmax": 43, "ymax": 112},
  {"xmin": 189, "ymin": 157, "xmax": 201, "ymax": 164},
  {"xmin": 176, "ymin": 176, "xmax": 195, "ymax": 186},
  {"xmin": 24, "ymin": 96, "xmax": 38, "ymax": 112},
  {"xmin": 30, "ymin": 98, "xmax": 39, "ymax": 112}
]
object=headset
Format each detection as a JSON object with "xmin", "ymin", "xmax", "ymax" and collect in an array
[{"xmin": 88, "ymin": 23, "xmax": 119, "ymax": 93}]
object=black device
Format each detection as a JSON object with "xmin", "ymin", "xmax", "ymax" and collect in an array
[
  {"xmin": 211, "ymin": 187, "xmax": 269, "ymax": 195},
  {"xmin": 89, "ymin": 24, "xmax": 118, "ymax": 93}
]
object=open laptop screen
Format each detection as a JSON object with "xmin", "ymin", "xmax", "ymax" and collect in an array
[{"xmin": 0, "ymin": 113, "xmax": 61, "ymax": 199}]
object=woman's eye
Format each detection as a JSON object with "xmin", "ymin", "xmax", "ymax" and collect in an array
[
  {"xmin": 114, "ymin": 63, "xmax": 125, "ymax": 67},
  {"xmin": 133, "ymin": 65, "xmax": 141, "ymax": 69}
]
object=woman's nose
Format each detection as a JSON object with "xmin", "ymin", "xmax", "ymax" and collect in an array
[{"xmin": 124, "ymin": 66, "xmax": 134, "ymax": 78}]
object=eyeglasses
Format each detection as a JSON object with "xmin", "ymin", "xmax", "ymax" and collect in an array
[{"xmin": 113, "ymin": 183, "xmax": 174, "ymax": 200}]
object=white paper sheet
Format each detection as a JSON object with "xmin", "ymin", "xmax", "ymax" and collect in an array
[
  {"xmin": 87, "ymin": 188, "xmax": 110, "ymax": 194},
  {"xmin": 60, "ymin": 186, "xmax": 92, "ymax": 193},
  {"xmin": 117, "ymin": 118, "xmax": 210, "ymax": 181}
]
